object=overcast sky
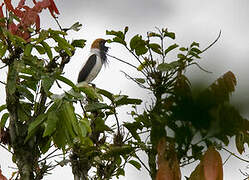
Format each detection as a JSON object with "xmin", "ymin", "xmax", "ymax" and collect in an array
[{"xmin": 1, "ymin": 0, "xmax": 249, "ymax": 179}]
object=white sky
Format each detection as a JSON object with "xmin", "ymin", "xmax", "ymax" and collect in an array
[{"xmin": 0, "ymin": 0, "xmax": 249, "ymax": 179}]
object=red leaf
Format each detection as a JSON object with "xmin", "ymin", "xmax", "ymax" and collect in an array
[
  {"xmin": 0, "ymin": 3, "xmax": 4, "ymax": 19},
  {"xmin": 3, "ymin": 0, "xmax": 15, "ymax": 12},
  {"xmin": 35, "ymin": 15, "xmax": 40, "ymax": 31},
  {"xmin": 48, "ymin": 0, "xmax": 59, "ymax": 17},
  {"xmin": 17, "ymin": 0, "xmax": 26, "ymax": 9},
  {"xmin": 202, "ymin": 146, "xmax": 223, "ymax": 180}
]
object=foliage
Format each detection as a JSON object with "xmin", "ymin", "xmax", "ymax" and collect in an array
[{"xmin": 107, "ymin": 27, "xmax": 249, "ymax": 179}]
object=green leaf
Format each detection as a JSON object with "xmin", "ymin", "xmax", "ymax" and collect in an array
[
  {"xmin": 79, "ymin": 118, "xmax": 91, "ymax": 137},
  {"xmin": 0, "ymin": 104, "xmax": 7, "ymax": 113},
  {"xmin": 106, "ymin": 30, "xmax": 125, "ymax": 40},
  {"xmin": 130, "ymin": 35, "xmax": 148, "ymax": 56},
  {"xmin": 34, "ymin": 45, "xmax": 46, "ymax": 54},
  {"xmin": 0, "ymin": 113, "xmax": 9, "ymax": 128},
  {"xmin": 128, "ymin": 160, "xmax": 141, "ymax": 170},
  {"xmin": 71, "ymin": 39, "xmax": 86, "ymax": 48},
  {"xmin": 157, "ymin": 61, "xmax": 180, "ymax": 72},
  {"xmin": 190, "ymin": 41, "xmax": 200, "ymax": 48},
  {"xmin": 85, "ymin": 102, "xmax": 110, "ymax": 112},
  {"xmin": 163, "ymin": 29, "xmax": 175, "ymax": 39},
  {"xmin": 41, "ymin": 41, "xmax": 53, "ymax": 60},
  {"xmin": 17, "ymin": 85, "xmax": 34, "ymax": 102},
  {"xmin": 179, "ymin": 47, "xmax": 188, "ymax": 51},
  {"xmin": 57, "ymin": 75, "xmax": 78, "ymax": 91},
  {"xmin": 42, "ymin": 76, "xmax": 54, "ymax": 95},
  {"xmin": 24, "ymin": 43, "xmax": 33, "ymax": 56},
  {"xmin": 115, "ymin": 95, "xmax": 142, "ymax": 106},
  {"xmin": 177, "ymin": 53, "xmax": 186, "ymax": 59},
  {"xmin": 148, "ymin": 32, "xmax": 161, "ymax": 38},
  {"xmin": 135, "ymin": 78, "xmax": 146, "ymax": 84},
  {"xmin": 148, "ymin": 43, "xmax": 162, "ymax": 54},
  {"xmin": 164, "ymin": 43, "xmax": 179, "ymax": 55},
  {"xmin": 124, "ymin": 122, "xmax": 142, "ymax": 141},
  {"xmin": 191, "ymin": 47, "xmax": 202, "ymax": 54},
  {"xmin": 97, "ymin": 88, "xmax": 113, "ymax": 101},
  {"xmin": 68, "ymin": 22, "xmax": 82, "ymax": 32},
  {"xmin": 25, "ymin": 114, "xmax": 47, "ymax": 143},
  {"xmin": 43, "ymin": 111, "xmax": 59, "ymax": 137},
  {"xmin": 52, "ymin": 34, "xmax": 74, "ymax": 56}
]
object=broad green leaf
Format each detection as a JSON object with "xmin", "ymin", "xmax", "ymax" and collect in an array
[
  {"xmin": 24, "ymin": 43, "xmax": 33, "ymax": 56},
  {"xmin": 39, "ymin": 137, "xmax": 51, "ymax": 154},
  {"xmin": 128, "ymin": 160, "xmax": 141, "ymax": 170},
  {"xmin": 42, "ymin": 76, "xmax": 54, "ymax": 95},
  {"xmin": 177, "ymin": 53, "xmax": 186, "ymax": 59},
  {"xmin": 43, "ymin": 111, "xmax": 59, "ymax": 137},
  {"xmin": 191, "ymin": 47, "xmax": 202, "ymax": 54},
  {"xmin": 157, "ymin": 61, "xmax": 180, "ymax": 72},
  {"xmin": 41, "ymin": 41, "xmax": 53, "ymax": 60},
  {"xmin": 124, "ymin": 122, "xmax": 142, "ymax": 141},
  {"xmin": 106, "ymin": 30, "xmax": 125, "ymax": 40},
  {"xmin": 25, "ymin": 114, "xmax": 47, "ymax": 143},
  {"xmin": 191, "ymin": 41, "xmax": 200, "ymax": 48},
  {"xmin": 85, "ymin": 102, "xmax": 110, "ymax": 112},
  {"xmin": 163, "ymin": 29, "xmax": 175, "ymax": 39},
  {"xmin": 97, "ymin": 88, "xmax": 113, "ymax": 101},
  {"xmin": 164, "ymin": 43, "xmax": 179, "ymax": 55},
  {"xmin": 148, "ymin": 32, "xmax": 161, "ymax": 38},
  {"xmin": 148, "ymin": 43, "xmax": 162, "ymax": 54},
  {"xmin": 34, "ymin": 45, "xmax": 46, "ymax": 54},
  {"xmin": 57, "ymin": 75, "xmax": 77, "ymax": 91},
  {"xmin": 130, "ymin": 34, "xmax": 148, "ymax": 56},
  {"xmin": 0, "ymin": 113, "xmax": 9, "ymax": 128},
  {"xmin": 71, "ymin": 39, "xmax": 86, "ymax": 48},
  {"xmin": 115, "ymin": 95, "xmax": 142, "ymax": 106},
  {"xmin": 17, "ymin": 85, "xmax": 34, "ymax": 102},
  {"xmin": 52, "ymin": 34, "xmax": 74, "ymax": 56},
  {"xmin": 79, "ymin": 118, "xmax": 91, "ymax": 137}
]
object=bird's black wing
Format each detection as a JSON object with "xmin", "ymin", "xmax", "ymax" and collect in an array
[{"xmin": 77, "ymin": 54, "xmax": 97, "ymax": 83}]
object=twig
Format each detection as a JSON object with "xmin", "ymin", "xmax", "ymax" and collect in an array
[
  {"xmin": 222, "ymin": 147, "xmax": 249, "ymax": 163},
  {"xmin": 106, "ymin": 54, "xmax": 137, "ymax": 70},
  {"xmin": 38, "ymin": 148, "xmax": 59, "ymax": 162},
  {"xmin": 135, "ymin": 155, "xmax": 151, "ymax": 174},
  {"xmin": 0, "ymin": 80, "xmax": 6, "ymax": 85},
  {"xmin": 189, "ymin": 62, "xmax": 212, "ymax": 73},
  {"xmin": 223, "ymin": 153, "xmax": 232, "ymax": 165},
  {"xmin": 0, "ymin": 144, "xmax": 13, "ymax": 154},
  {"xmin": 201, "ymin": 30, "xmax": 222, "ymax": 54},
  {"xmin": 0, "ymin": 65, "xmax": 7, "ymax": 69}
]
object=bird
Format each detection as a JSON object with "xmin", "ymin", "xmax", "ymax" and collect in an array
[{"xmin": 77, "ymin": 38, "xmax": 109, "ymax": 84}]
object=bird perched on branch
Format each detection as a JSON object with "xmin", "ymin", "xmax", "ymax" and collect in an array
[{"xmin": 77, "ymin": 38, "xmax": 109, "ymax": 83}]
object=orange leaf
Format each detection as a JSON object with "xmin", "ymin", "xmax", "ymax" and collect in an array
[{"xmin": 202, "ymin": 146, "xmax": 223, "ymax": 180}]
